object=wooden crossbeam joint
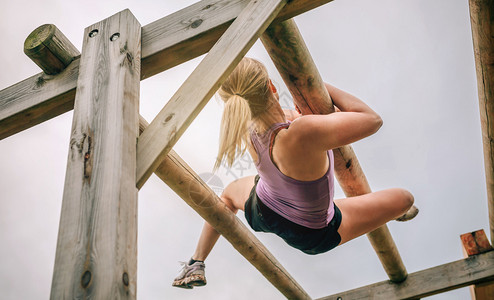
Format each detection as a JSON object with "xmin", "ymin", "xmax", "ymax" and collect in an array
[
  {"xmin": 461, "ymin": 229, "xmax": 494, "ymax": 300},
  {"xmin": 462, "ymin": 229, "xmax": 493, "ymax": 256}
]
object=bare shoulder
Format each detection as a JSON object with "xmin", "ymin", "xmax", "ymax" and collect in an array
[
  {"xmin": 273, "ymin": 116, "xmax": 330, "ymax": 180},
  {"xmin": 278, "ymin": 115, "xmax": 326, "ymax": 152}
]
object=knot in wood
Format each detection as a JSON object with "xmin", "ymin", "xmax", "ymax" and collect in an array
[
  {"xmin": 190, "ymin": 19, "xmax": 203, "ymax": 29},
  {"xmin": 122, "ymin": 272, "xmax": 129, "ymax": 286},
  {"xmin": 164, "ymin": 113, "xmax": 175, "ymax": 123},
  {"xmin": 81, "ymin": 270, "xmax": 92, "ymax": 288}
]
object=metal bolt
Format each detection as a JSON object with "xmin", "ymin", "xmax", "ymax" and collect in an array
[
  {"xmin": 191, "ymin": 19, "xmax": 203, "ymax": 29},
  {"xmin": 89, "ymin": 29, "xmax": 99, "ymax": 38},
  {"xmin": 110, "ymin": 33, "xmax": 120, "ymax": 41}
]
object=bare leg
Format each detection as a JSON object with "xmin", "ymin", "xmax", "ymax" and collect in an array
[
  {"xmin": 192, "ymin": 176, "xmax": 256, "ymax": 261},
  {"xmin": 335, "ymin": 188, "xmax": 414, "ymax": 245}
]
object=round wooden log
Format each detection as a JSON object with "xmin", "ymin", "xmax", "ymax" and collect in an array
[
  {"xmin": 24, "ymin": 24, "xmax": 80, "ymax": 75},
  {"xmin": 261, "ymin": 19, "xmax": 408, "ymax": 282},
  {"xmin": 469, "ymin": 0, "xmax": 494, "ymax": 245},
  {"xmin": 138, "ymin": 116, "xmax": 311, "ymax": 300},
  {"xmin": 261, "ymin": 19, "xmax": 334, "ymax": 114}
]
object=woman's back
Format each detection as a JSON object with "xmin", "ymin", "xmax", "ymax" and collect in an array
[{"xmin": 250, "ymin": 121, "xmax": 335, "ymax": 229}]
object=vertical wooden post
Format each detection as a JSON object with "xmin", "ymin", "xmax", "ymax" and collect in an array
[
  {"xmin": 469, "ymin": 0, "xmax": 494, "ymax": 245},
  {"xmin": 461, "ymin": 230, "xmax": 494, "ymax": 300},
  {"xmin": 50, "ymin": 9, "xmax": 141, "ymax": 299},
  {"xmin": 261, "ymin": 19, "xmax": 408, "ymax": 282}
]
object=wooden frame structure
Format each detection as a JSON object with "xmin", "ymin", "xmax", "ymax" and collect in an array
[{"xmin": 0, "ymin": 0, "xmax": 493, "ymax": 298}]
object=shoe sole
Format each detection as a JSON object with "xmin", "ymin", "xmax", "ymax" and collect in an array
[
  {"xmin": 396, "ymin": 205, "xmax": 419, "ymax": 222},
  {"xmin": 172, "ymin": 274, "xmax": 206, "ymax": 289}
]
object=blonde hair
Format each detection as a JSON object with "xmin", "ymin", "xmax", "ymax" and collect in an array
[{"xmin": 214, "ymin": 57, "xmax": 271, "ymax": 170}]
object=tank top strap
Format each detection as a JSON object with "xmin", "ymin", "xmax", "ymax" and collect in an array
[{"xmin": 269, "ymin": 124, "xmax": 290, "ymax": 163}]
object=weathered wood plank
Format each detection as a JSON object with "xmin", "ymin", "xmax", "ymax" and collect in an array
[
  {"xmin": 462, "ymin": 230, "xmax": 493, "ymax": 256},
  {"xmin": 141, "ymin": 0, "xmax": 334, "ymax": 79},
  {"xmin": 469, "ymin": 0, "xmax": 494, "ymax": 246},
  {"xmin": 136, "ymin": 0, "xmax": 287, "ymax": 188},
  {"xmin": 138, "ymin": 116, "xmax": 311, "ymax": 299},
  {"xmin": 261, "ymin": 19, "xmax": 408, "ymax": 282},
  {"xmin": 0, "ymin": 0, "xmax": 333, "ymax": 140},
  {"xmin": 50, "ymin": 9, "xmax": 140, "ymax": 299},
  {"xmin": 317, "ymin": 251, "xmax": 494, "ymax": 300}
]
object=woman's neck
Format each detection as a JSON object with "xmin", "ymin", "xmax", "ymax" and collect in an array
[{"xmin": 251, "ymin": 98, "xmax": 286, "ymax": 134}]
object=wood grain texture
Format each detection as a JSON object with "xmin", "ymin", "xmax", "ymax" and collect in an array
[
  {"xmin": 461, "ymin": 229, "xmax": 493, "ymax": 256},
  {"xmin": 24, "ymin": 24, "xmax": 80, "ymax": 75},
  {"xmin": 317, "ymin": 251, "xmax": 494, "ymax": 300},
  {"xmin": 136, "ymin": 0, "xmax": 287, "ymax": 189},
  {"xmin": 141, "ymin": 0, "xmax": 334, "ymax": 79},
  {"xmin": 1, "ymin": 0, "xmax": 333, "ymax": 140},
  {"xmin": 469, "ymin": 0, "xmax": 494, "ymax": 246},
  {"xmin": 138, "ymin": 116, "xmax": 311, "ymax": 299},
  {"xmin": 261, "ymin": 19, "xmax": 407, "ymax": 282},
  {"xmin": 50, "ymin": 9, "xmax": 140, "ymax": 299},
  {"xmin": 462, "ymin": 229, "xmax": 494, "ymax": 300}
]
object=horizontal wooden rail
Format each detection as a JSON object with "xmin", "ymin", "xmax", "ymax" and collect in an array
[
  {"xmin": 138, "ymin": 116, "xmax": 311, "ymax": 300},
  {"xmin": 0, "ymin": 0, "xmax": 333, "ymax": 140},
  {"xmin": 318, "ymin": 251, "xmax": 494, "ymax": 300},
  {"xmin": 261, "ymin": 19, "xmax": 408, "ymax": 282}
]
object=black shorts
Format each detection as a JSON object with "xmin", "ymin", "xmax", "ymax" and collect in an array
[{"xmin": 244, "ymin": 176, "xmax": 342, "ymax": 255}]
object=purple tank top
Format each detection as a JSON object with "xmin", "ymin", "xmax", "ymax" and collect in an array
[{"xmin": 250, "ymin": 122, "xmax": 335, "ymax": 229}]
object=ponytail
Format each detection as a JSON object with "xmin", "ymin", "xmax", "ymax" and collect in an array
[
  {"xmin": 214, "ymin": 57, "xmax": 271, "ymax": 171},
  {"xmin": 214, "ymin": 94, "xmax": 252, "ymax": 170}
]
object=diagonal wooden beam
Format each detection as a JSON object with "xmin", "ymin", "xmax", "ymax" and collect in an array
[
  {"xmin": 317, "ymin": 251, "xmax": 494, "ymax": 300},
  {"xmin": 0, "ymin": 0, "xmax": 333, "ymax": 140},
  {"xmin": 138, "ymin": 117, "xmax": 311, "ymax": 299},
  {"xmin": 136, "ymin": 0, "xmax": 287, "ymax": 189},
  {"xmin": 261, "ymin": 19, "xmax": 408, "ymax": 282}
]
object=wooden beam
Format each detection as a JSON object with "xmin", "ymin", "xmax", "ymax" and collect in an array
[
  {"xmin": 0, "ymin": 0, "xmax": 333, "ymax": 140},
  {"xmin": 50, "ymin": 10, "xmax": 140, "ymax": 299},
  {"xmin": 469, "ymin": 0, "xmax": 494, "ymax": 246},
  {"xmin": 136, "ymin": 0, "xmax": 288, "ymax": 189},
  {"xmin": 24, "ymin": 24, "xmax": 80, "ymax": 75},
  {"xmin": 137, "ymin": 117, "xmax": 311, "ymax": 299},
  {"xmin": 317, "ymin": 251, "xmax": 494, "ymax": 300},
  {"xmin": 261, "ymin": 19, "xmax": 408, "ymax": 282},
  {"xmin": 462, "ymin": 230, "xmax": 494, "ymax": 300},
  {"xmin": 141, "ymin": 0, "xmax": 334, "ymax": 79}
]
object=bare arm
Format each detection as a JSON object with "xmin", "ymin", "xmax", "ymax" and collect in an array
[{"xmin": 287, "ymin": 83, "xmax": 382, "ymax": 151}]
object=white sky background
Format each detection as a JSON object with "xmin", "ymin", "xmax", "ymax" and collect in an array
[{"xmin": 0, "ymin": 0, "xmax": 487, "ymax": 299}]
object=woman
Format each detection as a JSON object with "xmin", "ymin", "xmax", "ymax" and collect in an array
[{"xmin": 172, "ymin": 57, "xmax": 415, "ymax": 289}]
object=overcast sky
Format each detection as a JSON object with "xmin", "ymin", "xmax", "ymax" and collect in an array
[{"xmin": 0, "ymin": 0, "xmax": 488, "ymax": 299}]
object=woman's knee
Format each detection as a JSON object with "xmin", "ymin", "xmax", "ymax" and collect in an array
[{"xmin": 391, "ymin": 188, "xmax": 414, "ymax": 211}]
